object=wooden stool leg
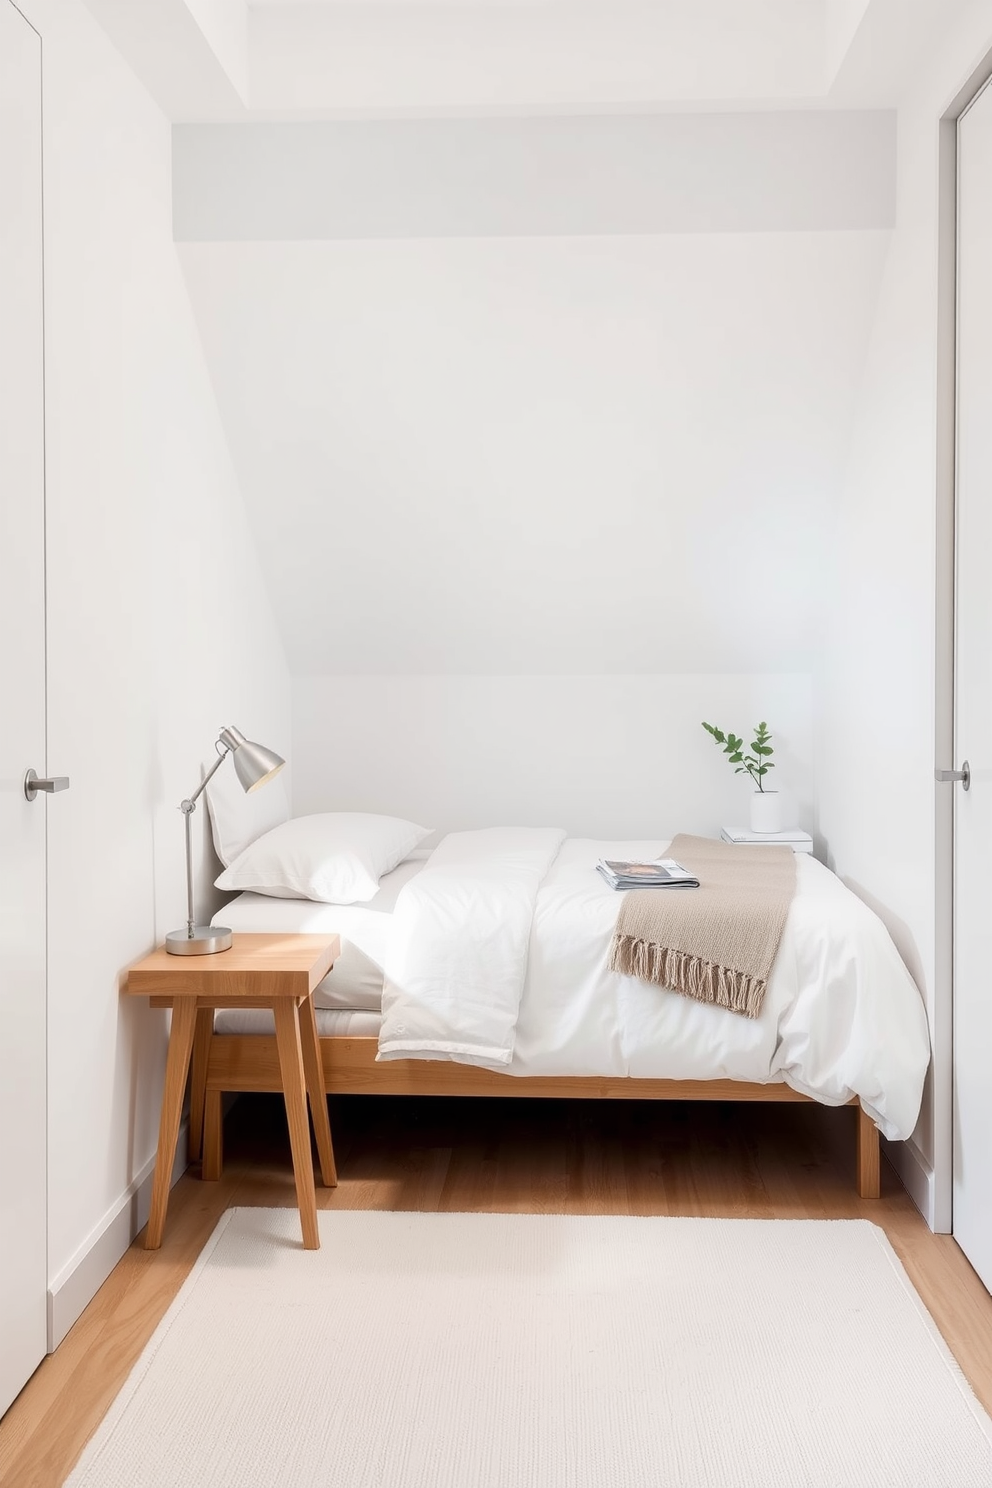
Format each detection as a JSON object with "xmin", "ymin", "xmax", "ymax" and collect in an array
[
  {"xmin": 273, "ymin": 1000, "xmax": 320, "ymax": 1250},
  {"xmin": 857, "ymin": 1104, "xmax": 881, "ymax": 1199},
  {"xmin": 188, "ymin": 1007, "xmax": 214, "ymax": 1164},
  {"xmin": 299, "ymin": 994, "xmax": 337, "ymax": 1187},
  {"xmin": 202, "ymin": 1088, "xmax": 223, "ymax": 1181},
  {"xmin": 145, "ymin": 998, "xmax": 198, "ymax": 1250}
]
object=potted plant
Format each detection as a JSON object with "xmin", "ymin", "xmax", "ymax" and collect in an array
[{"xmin": 701, "ymin": 719, "xmax": 784, "ymax": 833}]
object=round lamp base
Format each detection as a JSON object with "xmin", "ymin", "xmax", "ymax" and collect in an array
[{"xmin": 165, "ymin": 926, "xmax": 233, "ymax": 956}]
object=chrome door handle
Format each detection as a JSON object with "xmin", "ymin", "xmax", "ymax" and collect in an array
[
  {"xmin": 23, "ymin": 769, "xmax": 70, "ymax": 801},
  {"xmin": 935, "ymin": 762, "xmax": 970, "ymax": 791}
]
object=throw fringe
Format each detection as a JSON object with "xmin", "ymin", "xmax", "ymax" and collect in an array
[{"xmin": 610, "ymin": 936, "xmax": 767, "ymax": 1020}]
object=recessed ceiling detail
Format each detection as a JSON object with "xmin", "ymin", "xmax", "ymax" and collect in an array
[{"xmin": 84, "ymin": 0, "xmax": 971, "ymax": 120}]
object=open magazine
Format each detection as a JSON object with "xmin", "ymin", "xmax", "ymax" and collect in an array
[{"xmin": 596, "ymin": 857, "xmax": 700, "ymax": 890}]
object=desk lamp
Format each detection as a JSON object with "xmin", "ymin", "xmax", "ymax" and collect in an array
[{"xmin": 165, "ymin": 725, "xmax": 285, "ymax": 955}]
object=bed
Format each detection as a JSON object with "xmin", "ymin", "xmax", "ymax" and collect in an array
[{"xmin": 192, "ymin": 825, "xmax": 931, "ymax": 1200}]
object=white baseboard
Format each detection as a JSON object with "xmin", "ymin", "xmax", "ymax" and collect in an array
[
  {"xmin": 47, "ymin": 1120, "xmax": 190, "ymax": 1351},
  {"xmin": 884, "ymin": 1134, "xmax": 939, "ymax": 1230}
]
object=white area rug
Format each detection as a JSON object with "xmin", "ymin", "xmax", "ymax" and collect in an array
[{"xmin": 66, "ymin": 1209, "xmax": 992, "ymax": 1487}]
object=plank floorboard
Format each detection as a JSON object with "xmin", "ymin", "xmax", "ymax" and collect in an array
[{"xmin": 2, "ymin": 1094, "xmax": 990, "ymax": 1486}]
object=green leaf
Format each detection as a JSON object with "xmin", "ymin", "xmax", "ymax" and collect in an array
[{"xmin": 705, "ymin": 718, "xmax": 774, "ymax": 788}]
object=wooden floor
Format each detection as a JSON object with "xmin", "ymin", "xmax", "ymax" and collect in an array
[{"xmin": 2, "ymin": 1094, "xmax": 992, "ymax": 1486}]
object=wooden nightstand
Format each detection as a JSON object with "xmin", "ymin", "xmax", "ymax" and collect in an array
[{"xmin": 127, "ymin": 933, "xmax": 340, "ymax": 1251}]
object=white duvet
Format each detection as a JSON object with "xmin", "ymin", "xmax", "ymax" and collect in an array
[{"xmin": 380, "ymin": 831, "xmax": 931, "ymax": 1141}]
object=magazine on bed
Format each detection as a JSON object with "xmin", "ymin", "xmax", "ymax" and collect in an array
[{"xmin": 596, "ymin": 857, "xmax": 700, "ymax": 890}]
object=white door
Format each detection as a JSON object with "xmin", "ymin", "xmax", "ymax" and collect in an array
[
  {"xmin": 0, "ymin": 0, "xmax": 48, "ymax": 1415},
  {"xmin": 953, "ymin": 79, "xmax": 992, "ymax": 1293}
]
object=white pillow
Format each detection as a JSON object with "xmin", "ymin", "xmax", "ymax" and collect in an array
[
  {"xmin": 214, "ymin": 813, "xmax": 432, "ymax": 905},
  {"xmin": 205, "ymin": 754, "xmax": 290, "ymax": 867},
  {"xmin": 213, "ymin": 856, "xmax": 428, "ymax": 1010}
]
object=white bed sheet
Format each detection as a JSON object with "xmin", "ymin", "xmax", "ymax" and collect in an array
[
  {"xmin": 213, "ymin": 1007, "xmax": 382, "ymax": 1037},
  {"xmin": 214, "ymin": 833, "xmax": 930, "ymax": 1141},
  {"xmin": 215, "ymin": 853, "xmax": 426, "ymax": 1010},
  {"xmin": 381, "ymin": 835, "xmax": 930, "ymax": 1141}
]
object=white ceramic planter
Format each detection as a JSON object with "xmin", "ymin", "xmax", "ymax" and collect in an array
[{"xmin": 749, "ymin": 791, "xmax": 784, "ymax": 834}]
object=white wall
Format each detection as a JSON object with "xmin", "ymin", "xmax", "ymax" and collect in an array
[
  {"xmin": 178, "ymin": 226, "xmax": 886, "ymax": 840},
  {"xmin": 294, "ymin": 675, "xmax": 815, "ymax": 842},
  {"xmin": 816, "ymin": 0, "xmax": 992, "ymax": 1231},
  {"xmin": 172, "ymin": 113, "xmax": 896, "ymax": 240},
  {"xmin": 17, "ymin": 0, "xmax": 290, "ymax": 1341},
  {"xmin": 173, "ymin": 110, "xmax": 891, "ymax": 855},
  {"xmin": 179, "ymin": 230, "xmax": 890, "ymax": 678}
]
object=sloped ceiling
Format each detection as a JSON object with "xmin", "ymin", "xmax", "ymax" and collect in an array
[
  {"xmin": 180, "ymin": 228, "xmax": 890, "ymax": 675},
  {"xmin": 85, "ymin": 0, "xmax": 952, "ymax": 678}
]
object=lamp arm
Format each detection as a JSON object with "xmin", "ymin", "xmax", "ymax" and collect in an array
[
  {"xmin": 183, "ymin": 742, "xmax": 231, "ymax": 811},
  {"xmin": 176, "ymin": 740, "xmax": 231, "ymax": 938}
]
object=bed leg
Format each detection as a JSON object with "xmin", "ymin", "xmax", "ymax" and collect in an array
[
  {"xmin": 857, "ymin": 1104, "xmax": 881, "ymax": 1199},
  {"xmin": 202, "ymin": 1089, "xmax": 223, "ymax": 1181}
]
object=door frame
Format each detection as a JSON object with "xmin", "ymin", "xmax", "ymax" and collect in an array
[
  {"xmin": 0, "ymin": 0, "xmax": 48, "ymax": 1404},
  {"xmin": 935, "ymin": 56, "xmax": 992, "ymax": 1235}
]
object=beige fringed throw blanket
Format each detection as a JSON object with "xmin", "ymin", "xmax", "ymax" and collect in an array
[{"xmin": 609, "ymin": 833, "xmax": 797, "ymax": 1019}]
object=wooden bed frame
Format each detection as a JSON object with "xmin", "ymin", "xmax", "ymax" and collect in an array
[{"xmin": 189, "ymin": 1029, "xmax": 882, "ymax": 1199}]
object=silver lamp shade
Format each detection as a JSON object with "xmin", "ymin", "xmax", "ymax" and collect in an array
[{"xmin": 219, "ymin": 726, "xmax": 286, "ymax": 793}]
